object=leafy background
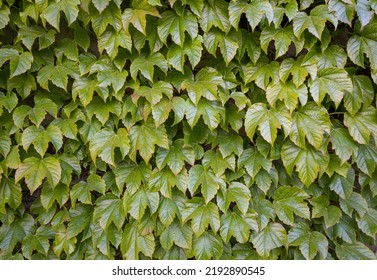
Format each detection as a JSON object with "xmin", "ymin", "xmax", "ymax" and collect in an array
[{"xmin": 0, "ymin": 0, "xmax": 377, "ymax": 260}]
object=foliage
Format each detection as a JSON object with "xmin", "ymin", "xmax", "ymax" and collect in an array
[{"xmin": 0, "ymin": 0, "xmax": 377, "ymax": 260}]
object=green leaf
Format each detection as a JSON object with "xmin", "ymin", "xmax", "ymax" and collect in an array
[
  {"xmin": 15, "ymin": 156, "xmax": 62, "ymax": 194},
  {"xmin": 245, "ymin": 103, "xmax": 291, "ymax": 145},
  {"xmin": 238, "ymin": 147, "xmax": 272, "ymax": 179},
  {"xmin": 98, "ymin": 29, "xmax": 132, "ymax": 59},
  {"xmin": 160, "ymin": 220, "xmax": 193, "ymax": 250},
  {"xmin": 0, "ymin": 178, "xmax": 22, "ymax": 213},
  {"xmin": 0, "ymin": 134, "xmax": 11, "ymax": 158},
  {"xmin": 279, "ymin": 57, "xmax": 315, "ymax": 88},
  {"xmin": 114, "ymin": 162, "xmax": 150, "ymax": 194},
  {"xmin": 130, "ymin": 52, "xmax": 168, "ymax": 82},
  {"xmin": 309, "ymin": 68, "xmax": 352, "ymax": 107},
  {"xmin": 229, "ymin": 0, "xmax": 273, "ymax": 31},
  {"xmin": 356, "ymin": 144, "xmax": 377, "ymax": 176},
  {"xmin": 251, "ymin": 222, "xmax": 288, "ymax": 257},
  {"xmin": 181, "ymin": 67, "xmax": 224, "ymax": 104},
  {"xmin": 288, "ymin": 222, "xmax": 328, "ymax": 260},
  {"xmin": 188, "ymin": 164, "xmax": 223, "ymax": 204},
  {"xmin": 43, "ymin": 0, "xmax": 80, "ymax": 30},
  {"xmin": 344, "ymin": 107, "xmax": 377, "ymax": 145},
  {"xmin": 0, "ymin": 214, "xmax": 34, "ymax": 253},
  {"xmin": 293, "ymin": 5, "xmax": 337, "ymax": 39},
  {"xmin": 266, "ymin": 81, "xmax": 307, "ymax": 112},
  {"xmin": 200, "ymin": 0, "xmax": 230, "ymax": 32},
  {"xmin": 357, "ymin": 208, "xmax": 377, "ymax": 238},
  {"xmin": 70, "ymin": 174, "xmax": 106, "ymax": 208},
  {"xmin": 41, "ymin": 183, "xmax": 68, "ymax": 209},
  {"xmin": 129, "ymin": 119, "xmax": 169, "ymax": 163},
  {"xmin": 122, "ymin": 0, "xmax": 159, "ymax": 34},
  {"xmin": 91, "ymin": 2, "xmax": 122, "ymax": 36},
  {"xmin": 243, "ymin": 61, "xmax": 279, "ymax": 90},
  {"xmin": 92, "ymin": 0, "xmax": 111, "ymax": 12},
  {"xmin": 22, "ymin": 225, "xmax": 54, "ymax": 259},
  {"xmin": 182, "ymin": 198, "xmax": 220, "ymax": 237},
  {"xmin": 89, "ymin": 128, "xmax": 130, "ymax": 166},
  {"xmin": 185, "ymin": 99, "xmax": 225, "ymax": 131},
  {"xmin": 220, "ymin": 212, "xmax": 250, "ymax": 243},
  {"xmin": 344, "ymin": 75, "xmax": 374, "ymax": 116},
  {"xmin": 125, "ymin": 187, "xmax": 159, "ymax": 220},
  {"xmin": 289, "ymin": 102, "xmax": 331, "ymax": 149},
  {"xmin": 9, "ymin": 52, "xmax": 33, "ymax": 78},
  {"xmin": 37, "ymin": 64, "xmax": 77, "ymax": 91},
  {"xmin": 190, "ymin": 232, "xmax": 223, "ymax": 260},
  {"xmin": 328, "ymin": 0, "xmax": 354, "ymax": 25},
  {"xmin": 86, "ymin": 96, "xmax": 122, "ymax": 125},
  {"xmin": 203, "ymin": 28, "xmax": 238, "ymax": 66},
  {"xmin": 218, "ymin": 182, "xmax": 251, "ymax": 215},
  {"xmin": 133, "ymin": 81, "xmax": 173, "ymax": 105},
  {"xmin": 167, "ymin": 36, "xmax": 203, "ymax": 72},
  {"xmin": 0, "ymin": 4, "xmax": 10, "ymax": 30},
  {"xmin": 330, "ymin": 127, "xmax": 358, "ymax": 164},
  {"xmin": 281, "ymin": 140, "xmax": 329, "ymax": 187},
  {"xmin": 157, "ymin": 7, "xmax": 198, "ymax": 47},
  {"xmin": 336, "ymin": 242, "xmax": 376, "ymax": 260},
  {"xmin": 329, "ymin": 169, "xmax": 355, "ymax": 199},
  {"xmin": 156, "ymin": 139, "xmax": 195, "ymax": 175},
  {"xmin": 273, "ymin": 186, "xmax": 310, "ymax": 225},
  {"xmin": 93, "ymin": 194, "xmax": 126, "ymax": 230},
  {"xmin": 340, "ymin": 192, "xmax": 368, "ymax": 217},
  {"xmin": 22, "ymin": 125, "xmax": 63, "ymax": 157}
]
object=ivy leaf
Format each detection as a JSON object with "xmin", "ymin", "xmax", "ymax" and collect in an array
[
  {"xmin": 245, "ymin": 103, "xmax": 291, "ymax": 145},
  {"xmin": 98, "ymin": 29, "xmax": 132, "ymax": 59},
  {"xmin": 0, "ymin": 134, "xmax": 11, "ymax": 158},
  {"xmin": 91, "ymin": 2, "xmax": 122, "ymax": 36},
  {"xmin": 336, "ymin": 242, "xmax": 376, "ymax": 260},
  {"xmin": 22, "ymin": 225, "xmax": 55, "ymax": 259},
  {"xmin": 344, "ymin": 75, "xmax": 374, "ymax": 117},
  {"xmin": 229, "ymin": 0, "xmax": 274, "ymax": 31},
  {"xmin": 188, "ymin": 165, "xmax": 223, "ymax": 204},
  {"xmin": 328, "ymin": 0, "xmax": 354, "ymax": 25},
  {"xmin": 15, "ymin": 156, "xmax": 61, "ymax": 194},
  {"xmin": 37, "ymin": 64, "xmax": 77, "ymax": 91},
  {"xmin": 243, "ymin": 61, "xmax": 279, "ymax": 90},
  {"xmin": 344, "ymin": 107, "xmax": 377, "ymax": 145},
  {"xmin": 355, "ymin": 144, "xmax": 377, "ymax": 176},
  {"xmin": 190, "ymin": 232, "xmax": 223, "ymax": 260},
  {"xmin": 340, "ymin": 192, "xmax": 368, "ymax": 217},
  {"xmin": 357, "ymin": 208, "xmax": 377, "ymax": 238},
  {"xmin": 181, "ymin": 67, "xmax": 224, "ymax": 104},
  {"xmin": 288, "ymin": 222, "xmax": 328, "ymax": 260},
  {"xmin": 22, "ymin": 125, "xmax": 63, "ymax": 157},
  {"xmin": 114, "ymin": 162, "xmax": 151, "ymax": 194},
  {"xmin": 156, "ymin": 139, "xmax": 195, "ymax": 175},
  {"xmin": 70, "ymin": 174, "xmax": 106, "ymax": 208},
  {"xmin": 289, "ymin": 102, "xmax": 331, "ymax": 150},
  {"xmin": 251, "ymin": 222, "xmax": 288, "ymax": 257},
  {"xmin": 157, "ymin": 7, "xmax": 198, "ymax": 47},
  {"xmin": 130, "ymin": 52, "xmax": 168, "ymax": 82},
  {"xmin": 182, "ymin": 198, "xmax": 220, "ymax": 237},
  {"xmin": 89, "ymin": 128, "xmax": 130, "ymax": 166},
  {"xmin": 330, "ymin": 127, "xmax": 358, "ymax": 164},
  {"xmin": 200, "ymin": 0, "xmax": 230, "ymax": 32},
  {"xmin": 160, "ymin": 220, "xmax": 193, "ymax": 250},
  {"xmin": 202, "ymin": 150, "xmax": 235, "ymax": 177},
  {"xmin": 86, "ymin": 96, "xmax": 122, "ymax": 125},
  {"xmin": 185, "ymin": 99, "xmax": 225, "ymax": 131},
  {"xmin": 129, "ymin": 119, "xmax": 169, "ymax": 163},
  {"xmin": 40, "ymin": 183, "xmax": 69, "ymax": 210},
  {"xmin": 125, "ymin": 187, "xmax": 159, "ymax": 220},
  {"xmin": 266, "ymin": 81, "xmax": 307, "ymax": 112},
  {"xmin": 0, "ymin": 178, "xmax": 22, "ymax": 213},
  {"xmin": 217, "ymin": 182, "xmax": 251, "ymax": 215},
  {"xmin": 279, "ymin": 57, "xmax": 314, "ymax": 88},
  {"xmin": 93, "ymin": 194, "xmax": 126, "ymax": 230},
  {"xmin": 238, "ymin": 147, "xmax": 272, "ymax": 179},
  {"xmin": 273, "ymin": 186, "xmax": 310, "ymax": 226},
  {"xmin": 167, "ymin": 36, "xmax": 203, "ymax": 72},
  {"xmin": 67, "ymin": 204, "xmax": 93, "ymax": 240},
  {"xmin": 133, "ymin": 81, "xmax": 173, "ymax": 105},
  {"xmin": 281, "ymin": 140, "xmax": 329, "ymax": 187},
  {"xmin": 92, "ymin": 0, "xmax": 111, "ymax": 13},
  {"xmin": 293, "ymin": 5, "xmax": 337, "ymax": 39},
  {"xmin": 0, "ymin": 4, "xmax": 10, "ymax": 30},
  {"xmin": 203, "ymin": 28, "xmax": 239, "ymax": 66},
  {"xmin": 122, "ymin": 0, "xmax": 159, "ymax": 35},
  {"xmin": 220, "ymin": 212, "xmax": 250, "ymax": 243},
  {"xmin": 43, "ymin": 0, "xmax": 80, "ymax": 31},
  {"xmin": 347, "ymin": 19, "xmax": 377, "ymax": 69}
]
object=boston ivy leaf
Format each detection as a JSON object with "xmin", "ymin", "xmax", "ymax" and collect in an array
[
  {"xmin": 0, "ymin": 134, "xmax": 11, "ymax": 158},
  {"xmin": 122, "ymin": 0, "xmax": 159, "ymax": 35},
  {"xmin": 220, "ymin": 212, "xmax": 250, "ymax": 243},
  {"xmin": 293, "ymin": 5, "xmax": 338, "ymax": 39},
  {"xmin": 330, "ymin": 127, "xmax": 358, "ymax": 164},
  {"xmin": 98, "ymin": 29, "xmax": 132, "ymax": 59},
  {"xmin": 160, "ymin": 220, "xmax": 193, "ymax": 250},
  {"xmin": 40, "ymin": 183, "xmax": 69, "ymax": 210},
  {"xmin": 15, "ymin": 156, "xmax": 61, "ymax": 194},
  {"xmin": 37, "ymin": 63, "xmax": 78, "ymax": 91},
  {"xmin": 43, "ymin": 0, "xmax": 80, "ymax": 31},
  {"xmin": 167, "ymin": 36, "xmax": 203, "ymax": 72},
  {"xmin": 190, "ymin": 231, "xmax": 223, "ymax": 260},
  {"xmin": 114, "ymin": 162, "xmax": 151, "ymax": 194},
  {"xmin": 229, "ymin": 0, "xmax": 274, "ymax": 31},
  {"xmin": 188, "ymin": 164, "xmax": 224, "ymax": 204},
  {"xmin": 288, "ymin": 222, "xmax": 328, "ymax": 260},
  {"xmin": 357, "ymin": 208, "xmax": 377, "ymax": 238},
  {"xmin": 89, "ymin": 127, "xmax": 130, "ymax": 166},
  {"xmin": 182, "ymin": 198, "xmax": 220, "ymax": 237},
  {"xmin": 328, "ymin": 0, "xmax": 354, "ymax": 25},
  {"xmin": 355, "ymin": 144, "xmax": 377, "ymax": 176},
  {"xmin": 92, "ymin": 0, "xmax": 111, "ymax": 13},
  {"xmin": 336, "ymin": 242, "xmax": 376, "ymax": 260},
  {"xmin": 266, "ymin": 81, "xmax": 307, "ymax": 112},
  {"xmin": 218, "ymin": 182, "xmax": 251, "ymax": 215},
  {"xmin": 70, "ymin": 174, "xmax": 106, "ymax": 208},
  {"xmin": 181, "ymin": 67, "xmax": 224, "ymax": 104},
  {"xmin": 329, "ymin": 169, "xmax": 355, "ymax": 199},
  {"xmin": 91, "ymin": 2, "xmax": 122, "ymax": 36},
  {"xmin": 200, "ymin": 0, "xmax": 230, "ymax": 32},
  {"xmin": 0, "ymin": 4, "xmax": 10, "ymax": 30},
  {"xmin": 238, "ymin": 147, "xmax": 272, "ymax": 179},
  {"xmin": 185, "ymin": 99, "xmax": 225, "ymax": 130},
  {"xmin": 251, "ymin": 222, "xmax": 288, "ymax": 257},
  {"xmin": 22, "ymin": 125, "xmax": 63, "ymax": 157},
  {"xmin": 203, "ymin": 28, "xmax": 239, "ymax": 66},
  {"xmin": 133, "ymin": 81, "xmax": 173, "ymax": 105},
  {"xmin": 124, "ymin": 187, "xmax": 159, "ymax": 220},
  {"xmin": 0, "ymin": 178, "xmax": 22, "ymax": 213},
  {"xmin": 344, "ymin": 107, "xmax": 377, "ymax": 145},
  {"xmin": 245, "ymin": 103, "xmax": 291, "ymax": 145},
  {"xmin": 202, "ymin": 150, "xmax": 235, "ymax": 177},
  {"xmin": 93, "ymin": 194, "xmax": 125, "ymax": 230},
  {"xmin": 273, "ymin": 186, "xmax": 310, "ymax": 226},
  {"xmin": 128, "ymin": 119, "xmax": 169, "ymax": 163},
  {"xmin": 344, "ymin": 75, "xmax": 374, "ymax": 116},
  {"xmin": 279, "ymin": 57, "xmax": 315, "ymax": 88},
  {"xmin": 340, "ymin": 192, "xmax": 368, "ymax": 217},
  {"xmin": 243, "ymin": 61, "xmax": 279, "ymax": 90},
  {"xmin": 289, "ymin": 102, "xmax": 331, "ymax": 150},
  {"xmin": 309, "ymin": 68, "xmax": 352, "ymax": 107},
  {"xmin": 22, "ymin": 225, "xmax": 55, "ymax": 259},
  {"xmin": 157, "ymin": 6, "xmax": 198, "ymax": 47},
  {"xmin": 156, "ymin": 139, "xmax": 195, "ymax": 175},
  {"xmin": 281, "ymin": 140, "xmax": 329, "ymax": 187},
  {"xmin": 130, "ymin": 52, "xmax": 168, "ymax": 82}
]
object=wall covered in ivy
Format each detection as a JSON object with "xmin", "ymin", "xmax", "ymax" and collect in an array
[{"xmin": 0, "ymin": 0, "xmax": 377, "ymax": 259}]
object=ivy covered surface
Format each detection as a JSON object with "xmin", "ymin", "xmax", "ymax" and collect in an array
[{"xmin": 0, "ymin": 0, "xmax": 377, "ymax": 260}]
